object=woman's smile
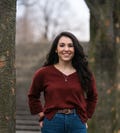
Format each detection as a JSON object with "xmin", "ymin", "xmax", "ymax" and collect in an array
[{"xmin": 56, "ymin": 36, "xmax": 75, "ymax": 62}]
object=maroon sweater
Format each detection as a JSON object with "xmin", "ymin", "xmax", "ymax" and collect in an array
[{"xmin": 28, "ymin": 65, "xmax": 98, "ymax": 123}]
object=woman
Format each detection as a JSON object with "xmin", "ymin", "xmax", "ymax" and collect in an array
[{"xmin": 28, "ymin": 31, "xmax": 98, "ymax": 133}]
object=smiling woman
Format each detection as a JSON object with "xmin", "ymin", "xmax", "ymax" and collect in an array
[
  {"xmin": 28, "ymin": 31, "xmax": 98, "ymax": 133},
  {"xmin": 55, "ymin": 36, "xmax": 75, "ymax": 63}
]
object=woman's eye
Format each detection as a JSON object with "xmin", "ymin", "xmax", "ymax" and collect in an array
[
  {"xmin": 68, "ymin": 43, "xmax": 74, "ymax": 47},
  {"xmin": 58, "ymin": 43, "xmax": 74, "ymax": 47},
  {"xmin": 59, "ymin": 43, "xmax": 65, "ymax": 47}
]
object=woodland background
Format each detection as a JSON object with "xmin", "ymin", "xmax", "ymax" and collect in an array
[{"xmin": 0, "ymin": 0, "xmax": 120, "ymax": 133}]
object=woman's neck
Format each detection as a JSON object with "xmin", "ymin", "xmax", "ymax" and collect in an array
[
  {"xmin": 55, "ymin": 61, "xmax": 72, "ymax": 69},
  {"xmin": 54, "ymin": 61, "xmax": 76, "ymax": 74}
]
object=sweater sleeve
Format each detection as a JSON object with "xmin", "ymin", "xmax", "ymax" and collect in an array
[
  {"xmin": 28, "ymin": 69, "xmax": 44, "ymax": 115},
  {"xmin": 86, "ymin": 75, "xmax": 98, "ymax": 118}
]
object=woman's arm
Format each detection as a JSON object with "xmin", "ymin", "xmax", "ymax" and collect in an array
[
  {"xmin": 86, "ymin": 75, "xmax": 98, "ymax": 118},
  {"xmin": 28, "ymin": 69, "xmax": 44, "ymax": 115}
]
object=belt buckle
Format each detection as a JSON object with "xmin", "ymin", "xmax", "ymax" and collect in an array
[{"xmin": 65, "ymin": 109, "xmax": 71, "ymax": 114}]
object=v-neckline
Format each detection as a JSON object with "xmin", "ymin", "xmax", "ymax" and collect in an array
[{"xmin": 52, "ymin": 65, "xmax": 76, "ymax": 77}]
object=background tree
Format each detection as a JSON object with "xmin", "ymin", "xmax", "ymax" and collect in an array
[
  {"xmin": 114, "ymin": 0, "xmax": 120, "ymax": 131},
  {"xmin": 0, "ymin": 0, "xmax": 16, "ymax": 133},
  {"xmin": 85, "ymin": 0, "xmax": 120, "ymax": 133},
  {"xmin": 17, "ymin": 0, "xmax": 71, "ymax": 41}
]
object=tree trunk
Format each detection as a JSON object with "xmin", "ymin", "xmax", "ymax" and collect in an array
[
  {"xmin": 0, "ymin": 0, "xmax": 16, "ymax": 133},
  {"xmin": 114, "ymin": 0, "xmax": 120, "ymax": 132},
  {"xmin": 85, "ymin": 0, "xmax": 119, "ymax": 133}
]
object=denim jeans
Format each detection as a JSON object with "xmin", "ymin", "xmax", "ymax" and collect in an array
[{"xmin": 41, "ymin": 112, "xmax": 87, "ymax": 133}]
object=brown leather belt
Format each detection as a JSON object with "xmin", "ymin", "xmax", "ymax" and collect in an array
[{"xmin": 57, "ymin": 109, "xmax": 75, "ymax": 114}]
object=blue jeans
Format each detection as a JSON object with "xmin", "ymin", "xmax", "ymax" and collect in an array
[{"xmin": 41, "ymin": 112, "xmax": 87, "ymax": 133}]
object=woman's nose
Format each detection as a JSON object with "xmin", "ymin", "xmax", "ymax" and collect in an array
[{"xmin": 64, "ymin": 46, "xmax": 69, "ymax": 50}]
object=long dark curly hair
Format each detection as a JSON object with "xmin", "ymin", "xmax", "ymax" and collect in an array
[{"xmin": 43, "ymin": 31, "xmax": 92, "ymax": 92}]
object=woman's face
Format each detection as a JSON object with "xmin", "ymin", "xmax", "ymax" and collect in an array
[{"xmin": 56, "ymin": 36, "xmax": 75, "ymax": 63}]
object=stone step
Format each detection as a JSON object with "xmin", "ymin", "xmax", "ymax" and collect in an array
[
  {"xmin": 16, "ymin": 119, "xmax": 38, "ymax": 125},
  {"xmin": 16, "ymin": 115, "xmax": 37, "ymax": 120},
  {"xmin": 16, "ymin": 131, "xmax": 40, "ymax": 133},
  {"xmin": 16, "ymin": 119, "xmax": 40, "ymax": 131},
  {"xmin": 16, "ymin": 107, "xmax": 40, "ymax": 131},
  {"xmin": 16, "ymin": 125, "xmax": 40, "ymax": 131}
]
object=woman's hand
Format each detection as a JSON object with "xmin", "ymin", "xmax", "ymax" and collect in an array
[
  {"xmin": 86, "ymin": 123, "xmax": 88, "ymax": 128},
  {"xmin": 39, "ymin": 121, "xmax": 43, "ymax": 128},
  {"xmin": 38, "ymin": 112, "xmax": 45, "ymax": 128}
]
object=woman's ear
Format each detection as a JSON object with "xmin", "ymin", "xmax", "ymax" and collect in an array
[{"xmin": 55, "ymin": 50, "xmax": 57, "ymax": 53}]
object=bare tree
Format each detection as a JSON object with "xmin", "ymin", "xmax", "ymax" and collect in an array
[
  {"xmin": 38, "ymin": 0, "xmax": 70, "ymax": 40},
  {"xmin": 17, "ymin": 0, "xmax": 72, "ymax": 41},
  {"xmin": 0, "ymin": 0, "xmax": 16, "ymax": 132},
  {"xmin": 16, "ymin": 8, "xmax": 35, "ymax": 44}
]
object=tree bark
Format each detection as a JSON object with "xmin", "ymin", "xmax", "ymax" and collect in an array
[
  {"xmin": 114, "ymin": 0, "xmax": 120, "ymax": 132},
  {"xmin": 0, "ymin": 0, "xmax": 16, "ymax": 133},
  {"xmin": 85, "ymin": 0, "xmax": 119, "ymax": 133}
]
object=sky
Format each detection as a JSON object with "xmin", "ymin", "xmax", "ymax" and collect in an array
[
  {"xmin": 68, "ymin": 0, "xmax": 90, "ymax": 41},
  {"xmin": 16, "ymin": 0, "xmax": 90, "ymax": 41}
]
